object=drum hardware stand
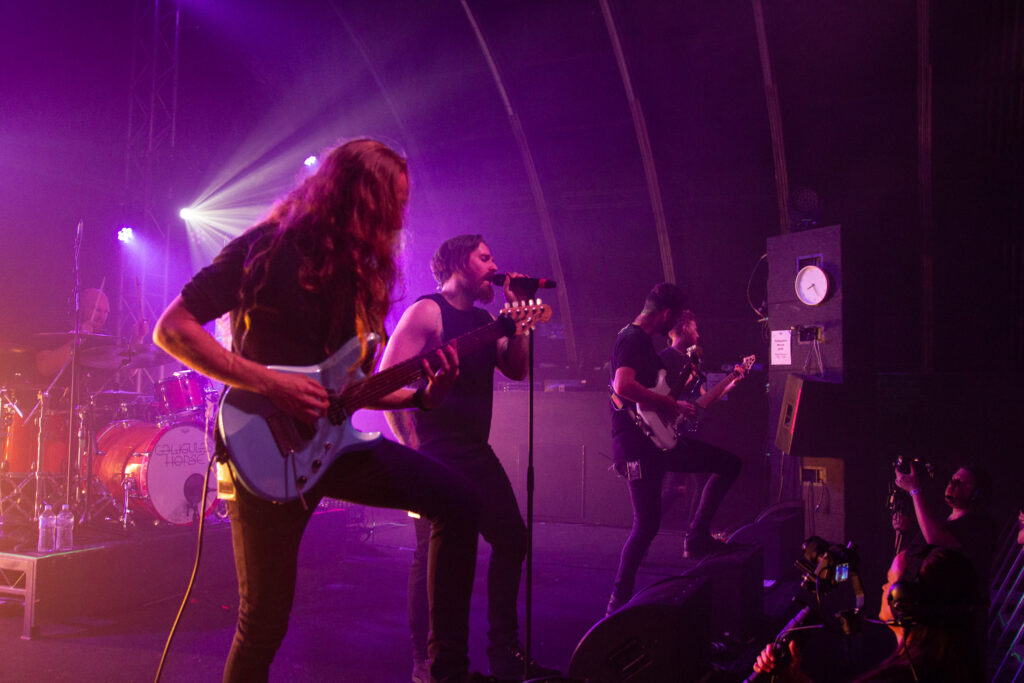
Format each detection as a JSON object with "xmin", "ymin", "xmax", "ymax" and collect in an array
[
  {"xmin": 83, "ymin": 474, "xmax": 118, "ymax": 522},
  {"xmin": 76, "ymin": 399, "xmax": 102, "ymax": 526},
  {"xmin": 62, "ymin": 219, "xmax": 88, "ymax": 520},
  {"xmin": 0, "ymin": 473, "xmax": 38, "ymax": 521},
  {"xmin": 0, "ymin": 389, "xmax": 22, "ymax": 534},
  {"xmin": 120, "ymin": 474, "xmax": 138, "ymax": 529}
]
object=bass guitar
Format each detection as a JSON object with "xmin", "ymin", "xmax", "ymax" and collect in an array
[
  {"xmin": 217, "ymin": 301, "xmax": 552, "ymax": 502},
  {"xmin": 634, "ymin": 354, "xmax": 755, "ymax": 450}
]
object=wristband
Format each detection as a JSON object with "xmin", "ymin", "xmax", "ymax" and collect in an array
[
  {"xmin": 412, "ymin": 386, "xmax": 431, "ymax": 411},
  {"xmin": 909, "ymin": 488, "xmax": 921, "ymax": 497}
]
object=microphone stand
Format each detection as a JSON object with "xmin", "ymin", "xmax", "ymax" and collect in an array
[{"xmin": 519, "ymin": 286, "xmax": 540, "ymax": 680}]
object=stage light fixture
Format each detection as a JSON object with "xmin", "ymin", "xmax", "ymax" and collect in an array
[
  {"xmin": 304, "ymin": 155, "xmax": 318, "ymax": 168},
  {"xmin": 117, "ymin": 226, "xmax": 135, "ymax": 244},
  {"xmin": 179, "ymin": 207, "xmax": 198, "ymax": 221}
]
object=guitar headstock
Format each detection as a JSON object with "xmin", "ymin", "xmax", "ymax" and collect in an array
[
  {"xmin": 500, "ymin": 300, "xmax": 552, "ymax": 336},
  {"xmin": 736, "ymin": 355, "xmax": 756, "ymax": 374}
]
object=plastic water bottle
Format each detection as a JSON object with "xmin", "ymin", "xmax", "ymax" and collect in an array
[
  {"xmin": 37, "ymin": 504, "xmax": 56, "ymax": 553},
  {"xmin": 56, "ymin": 504, "xmax": 74, "ymax": 551}
]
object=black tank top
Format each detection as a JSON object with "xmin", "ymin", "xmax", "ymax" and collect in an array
[{"xmin": 408, "ymin": 293, "xmax": 497, "ymax": 457}]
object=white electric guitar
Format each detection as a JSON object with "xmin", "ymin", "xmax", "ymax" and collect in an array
[
  {"xmin": 634, "ymin": 355, "xmax": 755, "ymax": 450},
  {"xmin": 217, "ymin": 301, "xmax": 552, "ymax": 502}
]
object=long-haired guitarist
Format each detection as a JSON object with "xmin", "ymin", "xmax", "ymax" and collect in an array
[
  {"xmin": 154, "ymin": 139, "xmax": 485, "ymax": 683},
  {"xmin": 606, "ymin": 283, "xmax": 743, "ymax": 617},
  {"xmin": 380, "ymin": 234, "xmax": 559, "ymax": 682}
]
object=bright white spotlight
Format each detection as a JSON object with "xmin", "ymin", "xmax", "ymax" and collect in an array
[
  {"xmin": 179, "ymin": 207, "xmax": 198, "ymax": 220},
  {"xmin": 117, "ymin": 226, "xmax": 135, "ymax": 244},
  {"xmin": 303, "ymin": 155, "xmax": 318, "ymax": 168}
]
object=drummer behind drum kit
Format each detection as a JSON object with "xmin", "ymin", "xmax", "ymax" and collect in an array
[{"xmin": 0, "ymin": 332, "xmax": 221, "ymax": 529}]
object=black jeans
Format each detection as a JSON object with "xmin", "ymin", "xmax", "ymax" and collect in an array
[
  {"xmin": 408, "ymin": 446, "xmax": 527, "ymax": 662},
  {"xmin": 610, "ymin": 428, "xmax": 741, "ymax": 604},
  {"xmin": 221, "ymin": 439, "xmax": 480, "ymax": 683}
]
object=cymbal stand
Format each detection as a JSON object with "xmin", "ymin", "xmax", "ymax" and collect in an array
[
  {"xmin": 77, "ymin": 401, "xmax": 96, "ymax": 525},
  {"xmin": 65, "ymin": 220, "xmax": 85, "ymax": 516}
]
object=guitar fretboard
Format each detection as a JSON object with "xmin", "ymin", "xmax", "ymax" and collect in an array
[{"xmin": 327, "ymin": 316, "xmax": 514, "ymax": 422}]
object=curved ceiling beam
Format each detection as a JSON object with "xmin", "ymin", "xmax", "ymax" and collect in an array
[
  {"xmin": 599, "ymin": 0, "xmax": 676, "ymax": 284},
  {"xmin": 326, "ymin": 1, "xmax": 435, "ymax": 201},
  {"xmin": 460, "ymin": 0, "xmax": 579, "ymax": 370}
]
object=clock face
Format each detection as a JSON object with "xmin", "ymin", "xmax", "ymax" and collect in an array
[{"xmin": 795, "ymin": 265, "xmax": 829, "ymax": 305}]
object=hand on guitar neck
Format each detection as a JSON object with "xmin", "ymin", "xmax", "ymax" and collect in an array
[{"xmin": 634, "ymin": 354, "xmax": 755, "ymax": 450}]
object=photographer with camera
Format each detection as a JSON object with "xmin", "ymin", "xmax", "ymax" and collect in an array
[
  {"xmin": 751, "ymin": 545, "xmax": 983, "ymax": 682},
  {"xmin": 893, "ymin": 460, "xmax": 996, "ymax": 594}
]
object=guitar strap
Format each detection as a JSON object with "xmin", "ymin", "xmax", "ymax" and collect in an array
[{"xmin": 608, "ymin": 385, "xmax": 628, "ymax": 411}]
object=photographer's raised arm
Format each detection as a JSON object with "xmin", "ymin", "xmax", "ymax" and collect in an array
[{"xmin": 894, "ymin": 465, "xmax": 961, "ymax": 549}]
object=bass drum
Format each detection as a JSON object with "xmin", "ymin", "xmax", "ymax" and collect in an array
[{"xmin": 95, "ymin": 420, "xmax": 217, "ymax": 525}]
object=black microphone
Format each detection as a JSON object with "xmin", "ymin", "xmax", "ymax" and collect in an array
[{"xmin": 487, "ymin": 273, "xmax": 557, "ymax": 289}]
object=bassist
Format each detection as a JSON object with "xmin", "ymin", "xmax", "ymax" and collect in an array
[{"xmin": 606, "ymin": 284, "xmax": 742, "ymax": 617}]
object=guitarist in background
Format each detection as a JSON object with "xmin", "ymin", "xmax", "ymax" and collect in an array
[
  {"xmin": 154, "ymin": 140, "xmax": 486, "ymax": 683},
  {"xmin": 381, "ymin": 234, "xmax": 560, "ymax": 682},
  {"xmin": 659, "ymin": 311, "xmax": 748, "ymax": 520},
  {"xmin": 659, "ymin": 309, "xmax": 705, "ymax": 521},
  {"xmin": 606, "ymin": 283, "xmax": 742, "ymax": 616}
]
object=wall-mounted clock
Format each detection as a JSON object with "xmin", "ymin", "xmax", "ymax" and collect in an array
[{"xmin": 794, "ymin": 265, "xmax": 829, "ymax": 305}]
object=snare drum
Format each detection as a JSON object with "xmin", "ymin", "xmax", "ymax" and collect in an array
[
  {"xmin": 1, "ymin": 409, "xmax": 68, "ymax": 474},
  {"xmin": 95, "ymin": 420, "xmax": 217, "ymax": 525},
  {"xmin": 154, "ymin": 370, "xmax": 218, "ymax": 424}
]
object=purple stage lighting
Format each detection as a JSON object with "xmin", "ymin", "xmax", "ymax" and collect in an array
[
  {"xmin": 303, "ymin": 155, "xmax": 318, "ymax": 168},
  {"xmin": 179, "ymin": 207, "xmax": 197, "ymax": 221},
  {"xmin": 117, "ymin": 226, "xmax": 135, "ymax": 244}
]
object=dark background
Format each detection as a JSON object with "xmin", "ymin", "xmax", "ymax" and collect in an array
[{"xmin": 1, "ymin": 1, "xmax": 1021, "ymax": 574}]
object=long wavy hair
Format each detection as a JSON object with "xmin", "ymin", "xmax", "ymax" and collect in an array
[{"xmin": 240, "ymin": 139, "xmax": 408, "ymax": 368}]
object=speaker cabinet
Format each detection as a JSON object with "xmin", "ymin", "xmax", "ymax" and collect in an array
[
  {"xmin": 774, "ymin": 373, "xmax": 847, "ymax": 457},
  {"xmin": 727, "ymin": 501, "xmax": 805, "ymax": 582},
  {"xmin": 681, "ymin": 544, "xmax": 764, "ymax": 639},
  {"xmin": 568, "ymin": 576, "xmax": 712, "ymax": 682}
]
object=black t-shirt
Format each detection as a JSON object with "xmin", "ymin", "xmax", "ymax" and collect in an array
[
  {"xmin": 902, "ymin": 508, "xmax": 996, "ymax": 604},
  {"xmin": 179, "ymin": 223, "xmax": 356, "ymax": 366},
  {"xmin": 946, "ymin": 510, "xmax": 997, "ymax": 592},
  {"xmin": 609, "ymin": 324, "xmax": 663, "ymax": 437},
  {"xmin": 408, "ymin": 294, "xmax": 496, "ymax": 458}
]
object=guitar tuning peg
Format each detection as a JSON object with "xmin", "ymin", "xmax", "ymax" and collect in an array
[{"xmin": 536, "ymin": 297, "xmax": 542, "ymax": 306}]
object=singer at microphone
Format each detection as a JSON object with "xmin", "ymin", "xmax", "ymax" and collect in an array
[{"xmin": 485, "ymin": 273, "xmax": 557, "ymax": 289}]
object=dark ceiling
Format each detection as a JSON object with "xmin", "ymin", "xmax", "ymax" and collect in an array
[{"xmin": 1, "ymin": 1, "xmax": 1020, "ymax": 380}]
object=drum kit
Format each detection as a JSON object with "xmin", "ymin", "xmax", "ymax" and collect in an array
[{"xmin": 0, "ymin": 332, "xmax": 221, "ymax": 530}]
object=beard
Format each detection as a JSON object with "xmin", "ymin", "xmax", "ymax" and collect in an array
[{"xmin": 477, "ymin": 281, "xmax": 495, "ymax": 304}]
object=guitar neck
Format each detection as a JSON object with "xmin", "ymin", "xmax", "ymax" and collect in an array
[
  {"xmin": 694, "ymin": 367, "xmax": 744, "ymax": 410},
  {"xmin": 333, "ymin": 317, "xmax": 512, "ymax": 416}
]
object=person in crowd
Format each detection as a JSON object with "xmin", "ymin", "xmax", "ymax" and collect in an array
[{"xmin": 752, "ymin": 544, "xmax": 983, "ymax": 682}]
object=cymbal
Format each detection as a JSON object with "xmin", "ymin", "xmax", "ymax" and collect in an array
[
  {"xmin": 33, "ymin": 332, "xmax": 118, "ymax": 346},
  {"xmin": 80, "ymin": 344, "xmax": 175, "ymax": 370},
  {"xmin": 121, "ymin": 346, "xmax": 175, "ymax": 370}
]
